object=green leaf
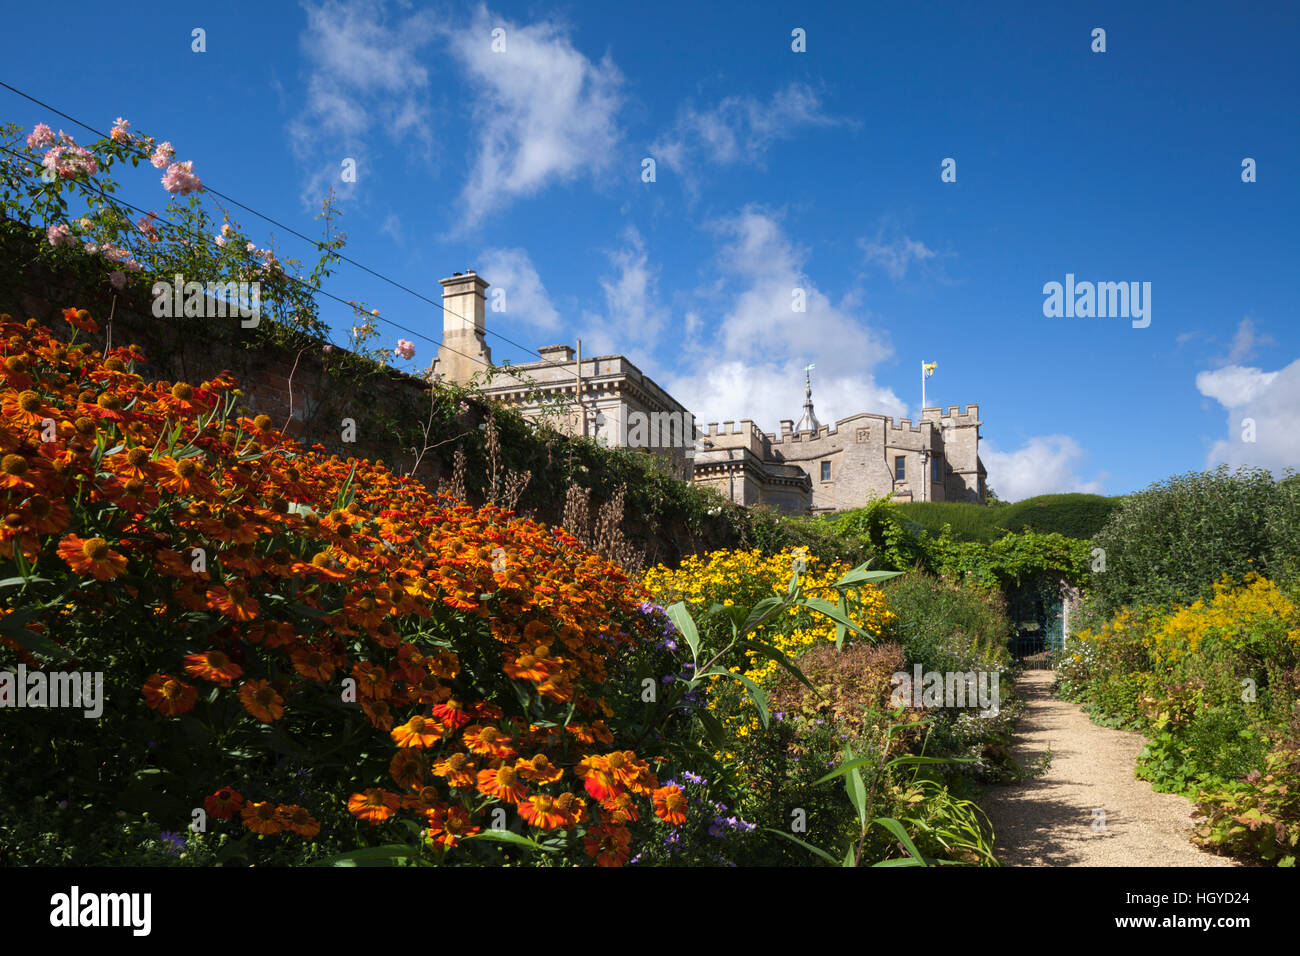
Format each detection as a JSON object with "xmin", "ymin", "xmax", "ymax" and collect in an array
[
  {"xmin": 741, "ymin": 596, "xmax": 785, "ymax": 633},
  {"xmin": 698, "ymin": 666, "xmax": 770, "ymax": 728},
  {"xmin": 0, "ymin": 576, "xmax": 51, "ymax": 588},
  {"xmin": 883, "ymin": 754, "xmax": 975, "ymax": 771},
  {"xmin": 799, "ymin": 597, "xmax": 873, "ymax": 640},
  {"xmin": 696, "ymin": 708, "xmax": 728, "ymax": 750},
  {"xmin": 873, "ymin": 817, "xmax": 929, "ymax": 866},
  {"xmin": 836, "ymin": 566, "xmax": 903, "ymax": 587},
  {"xmin": 311, "ymin": 844, "xmax": 421, "ymax": 867},
  {"xmin": 464, "ymin": 829, "xmax": 557, "ymax": 853},
  {"xmin": 844, "ymin": 746, "xmax": 868, "ymax": 826},
  {"xmin": 834, "ymin": 593, "xmax": 847, "ymax": 651},
  {"xmin": 761, "ymin": 827, "xmax": 839, "ymax": 865},
  {"xmin": 812, "ymin": 756, "xmax": 880, "ymax": 786},
  {"xmin": 666, "ymin": 601, "xmax": 701, "ymax": 663},
  {"xmin": 738, "ymin": 636, "xmax": 812, "ymax": 690}
]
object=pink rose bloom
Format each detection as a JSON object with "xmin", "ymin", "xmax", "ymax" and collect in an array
[
  {"xmin": 26, "ymin": 123, "xmax": 56, "ymax": 150},
  {"xmin": 214, "ymin": 235, "xmax": 227, "ymax": 247},
  {"xmin": 46, "ymin": 223, "xmax": 72, "ymax": 247},
  {"xmin": 395, "ymin": 339, "xmax": 416, "ymax": 360},
  {"xmin": 161, "ymin": 160, "xmax": 202, "ymax": 195},
  {"xmin": 42, "ymin": 144, "xmax": 98, "ymax": 180},
  {"xmin": 110, "ymin": 117, "xmax": 131, "ymax": 143},
  {"xmin": 150, "ymin": 142, "xmax": 175, "ymax": 169},
  {"xmin": 221, "ymin": 223, "xmax": 234, "ymax": 237},
  {"xmin": 124, "ymin": 259, "xmax": 143, "ymax": 272},
  {"xmin": 109, "ymin": 270, "xmax": 126, "ymax": 290}
]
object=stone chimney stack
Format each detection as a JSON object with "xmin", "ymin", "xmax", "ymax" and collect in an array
[{"xmin": 434, "ymin": 271, "xmax": 491, "ymax": 385}]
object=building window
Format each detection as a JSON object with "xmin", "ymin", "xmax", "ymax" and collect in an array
[
  {"xmin": 895, "ymin": 455, "xmax": 906, "ymax": 481},
  {"xmin": 820, "ymin": 461, "xmax": 831, "ymax": 481},
  {"xmin": 931, "ymin": 453, "xmax": 941, "ymax": 482}
]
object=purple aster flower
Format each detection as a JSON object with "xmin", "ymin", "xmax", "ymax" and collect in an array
[{"xmin": 159, "ymin": 831, "xmax": 185, "ymax": 855}]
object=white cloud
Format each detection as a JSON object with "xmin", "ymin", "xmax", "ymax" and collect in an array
[
  {"xmin": 1197, "ymin": 358, "xmax": 1300, "ymax": 473},
  {"xmin": 443, "ymin": 5, "xmax": 624, "ymax": 227},
  {"xmin": 660, "ymin": 207, "xmax": 904, "ymax": 429},
  {"xmin": 981, "ymin": 436, "xmax": 1106, "ymax": 502},
  {"xmin": 476, "ymin": 248, "xmax": 560, "ymax": 330},
  {"xmin": 651, "ymin": 82, "xmax": 838, "ymax": 189},
  {"xmin": 860, "ymin": 234, "xmax": 938, "ymax": 280},
  {"xmin": 1218, "ymin": 316, "xmax": 1276, "ymax": 366},
  {"xmin": 290, "ymin": 0, "xmax": 437, "ymax": 203}
]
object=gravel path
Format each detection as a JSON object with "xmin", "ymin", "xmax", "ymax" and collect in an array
[{"xmin": 982, "ymin": 670, "xmax": 1238, "ymax": 866}]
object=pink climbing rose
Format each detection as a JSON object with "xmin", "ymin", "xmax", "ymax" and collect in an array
[
  {"xmin": 395, "ymin": 339, "xmax": 416, "ymax": 360},
  {"xmin": 150, "ymin": 141, "xmax": 175, "ymax": 169},
  {"xmin": 161, "ymin": 160, "xmax": 202, "ymax": 195},
  {"xmin": 26, "ymin": 123, "xmax": 55, "ymax": 150}
]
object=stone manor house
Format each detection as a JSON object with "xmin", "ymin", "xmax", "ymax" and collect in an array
[{"xmin": 429, "ymin": 270, "xmax": 987, "ymax": 515}]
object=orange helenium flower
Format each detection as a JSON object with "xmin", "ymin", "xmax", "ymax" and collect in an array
[
  {"xmin": 237, "ymin": 679, "xmax": 285, "ymax": 722},
  {"xmin": 476, "ymin": 764, "xmax": 528, "ymax": 804},
  {"xmin": 57, "ymin": 534, "xmax": 128, "ymax": 581},
  {"xmin": 183, "ymin": 649, "xmax": 243, "ymax": 686},
  {"xmin": 141, "ymin": 673, "xmax": 198, "ymax": 716},
  {"xmin": 652, "ymin": 785, "xmax": 688, "ymax": 826},
  {"xmin": 391, "ymin": 714, "xmax": 445, "ymax": 748},
  {"xmin": 348, "ymin": 788, "xmax": 399, "ymax": 825},
  {"xmin": 204, "ymin": 787, "xmax": 244, "ymax": 819},
  {"xmin": 241, "ymin": 801, "xmax": 284, "ymax": 835}
]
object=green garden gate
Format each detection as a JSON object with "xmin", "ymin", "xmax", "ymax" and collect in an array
[{"xmin": 1007, "ymin": 575, "xmax": 1066, "ymax": 669}]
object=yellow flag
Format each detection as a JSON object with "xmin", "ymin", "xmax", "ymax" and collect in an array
[{"xmin": 923, "ymin": 362, "xmax": 937, "ymax": 378}]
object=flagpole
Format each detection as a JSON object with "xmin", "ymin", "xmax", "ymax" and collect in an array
[{"xmin": 921, "ymin": 361, "xmax": 926, "ymax": 416}]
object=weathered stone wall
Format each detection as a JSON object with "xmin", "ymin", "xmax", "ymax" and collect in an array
[{"xmin": 0, "ymin": 236, "xmax": 746, "ymax": 568}]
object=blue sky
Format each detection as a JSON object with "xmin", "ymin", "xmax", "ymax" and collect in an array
[{"xmin": 5, "ymin": 0, "xmax": 1298, "ymax": 499}]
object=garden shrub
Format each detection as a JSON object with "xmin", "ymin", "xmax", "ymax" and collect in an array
[
  {"xmin": 1090, "ymin": 466, "xmax": 1286, "ymax": 615},
  {"xmin": 880, "ymin": 573, "xmax": 1011, "ymax": 676}
]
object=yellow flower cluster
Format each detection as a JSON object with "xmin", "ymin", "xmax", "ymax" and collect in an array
[
  {"xmin": 643, "ymin": 548, "xmax": 896, "ymax": 745},
  {"xmin": 1149, "ymin": 572, "xmax": 1300, "ymax": 664}
]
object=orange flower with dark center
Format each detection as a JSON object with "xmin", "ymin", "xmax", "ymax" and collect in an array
[
  {"xmin": 517, "ymin": 753, "xmax": 563, "ymax": 785},
  {"xmin": 602, "ymin": 792, "xmax": 641, "ymax": 824},
  {"xmin": 583, "ymin": 823, "xmax": 631, "ymax": 867},
  {"xmin": 431, "ymin": 752, "xmax": 477, "ymax": 788},
  {"xmin": 353, "ymin": 662, "xmax": 393, "ymax": 699},
  {"xmin": 183, "ymin": 649, "xmax": 243, "ymax": 686},
  {"xmin": 426, "ymin": 805, "xmax": 480, "ymax": 848},
  {"xmin": 652, "ymin": 785, "xmax": 688, "ymax": 826},
  {"xmin": 392, "ymin": 713, "xmax": 445, "ymax": 748},
  {"xmin": 279, "ymin": 804, "xmax": 321, "ymax": 839},
  {"xmin": 504, "ymin": 651, "xmax": 551, "ymax": 683},
  {"xmin": 518, "ymin": 794, "xmax": 570, "ymax": 830},
  {"xmin": 207, "ymin": 582, "xmax": 260, "ymax": 621},
  {"xmin": 431, "ymin": 698, "xmax": 473, "ymax": 730},
  {"xmin": 54, "ymin": 534, "xmax": 128, "ymax": 581},
  {"xmin": 290, "ymin": 645, "xmax": 334, "ymax": 682},
  {"xmin": 576, "ymin": 756, "xmax": 620, "ymax": 802},
  {"xmin": 463, "ymin": 724, "xmax": 514, "ymax": 757},
  {"xmin": 19, "ymin": 494, "xmax": 69, "ymax": 534},
  {"xmin": 361, "ymin": 698, "xmax": 395, "ymax": 731},
  {"xmin": 389, "ymin": 750, "xmax": 426, "ymax": 789},
  {"xmin": 64, "ymin": 308, "xmax": 98, "ymax": 333},
  {"xmin": 241, "ymin": 801, "xmax": 283, "ymax": 835},
  {"xmin": 141, "ymin": 673, "xmax": 198, "ymax": 716},
  {"xmin": 476, "ymin": 764, "xmax": 528, "ymax": 804},
  {"xmin": 348, "ymin": 788, "xmax": 399, "ymax": 825},
  {"xmin": 237, "ymin": 679, "xmax": 285, "ymax": 722},
  {"xmin": 203, "ymin": 787, "xmax": 244, "ymax": 819}
]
